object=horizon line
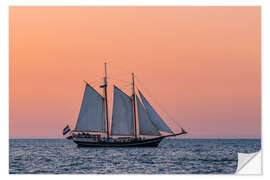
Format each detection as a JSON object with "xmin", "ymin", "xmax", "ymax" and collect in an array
[{"xmin": 9, "ymin": 137, "xmax": 262, "ymax": 140}]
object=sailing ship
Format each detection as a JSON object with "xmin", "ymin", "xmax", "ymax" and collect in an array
[{"xmin": 63, "ymin": 63, "xmax": 187, "ymax": 147}]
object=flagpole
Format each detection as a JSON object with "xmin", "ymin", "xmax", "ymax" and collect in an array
[{"xmin": 104, "ymin": 62, "xmax": 110, "ymax": 138}]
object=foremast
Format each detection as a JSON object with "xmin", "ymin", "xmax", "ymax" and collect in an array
[{"xmin": 104, "ymin": 62, "xmax": 110, "ymax": 138}]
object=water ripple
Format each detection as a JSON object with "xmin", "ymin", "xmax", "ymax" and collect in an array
[{"xmin": 9, "ymin": 139, "xmax": 261, "ymax": 174}]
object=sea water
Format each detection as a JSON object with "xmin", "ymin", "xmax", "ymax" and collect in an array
[{"xmin": 9, "ymin": 138, "xmax": 261, "ymax": 174}]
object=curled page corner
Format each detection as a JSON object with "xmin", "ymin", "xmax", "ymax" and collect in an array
[{"xmin": 235, "ymin": 150, "xmax": 262, "ymax": 175}]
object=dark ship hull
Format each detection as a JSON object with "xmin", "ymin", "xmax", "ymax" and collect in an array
[{"xmin": 73, "ymin": 136, "xmax": 165, "ymax": 147}]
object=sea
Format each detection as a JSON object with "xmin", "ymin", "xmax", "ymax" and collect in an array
[{"xmin": 9, "ymin": 138, "xmax": 261, "ymax": 174}]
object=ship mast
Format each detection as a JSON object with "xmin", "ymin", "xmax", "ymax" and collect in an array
[
  {"xmin": 132, "ymin": 73, "xmax": 138, "ymax": 139},
  {"xmin": 104, "ymin": 62, "xmax": 110, "ymax": 138}
]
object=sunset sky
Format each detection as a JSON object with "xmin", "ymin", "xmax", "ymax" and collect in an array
[{"xmin": 9, "ymin": 6, "xmax": 261, "ymax": 138}]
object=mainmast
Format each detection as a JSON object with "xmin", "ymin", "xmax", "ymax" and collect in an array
[
  {"xmin": 104, "ymin": 62, "xmax": 110, "ymax": 138},
  {"xmin": 132, "ymin": 73, "xmax": 138, "ymax": 139}
]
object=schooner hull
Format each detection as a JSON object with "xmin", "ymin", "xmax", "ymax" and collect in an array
[{"xmin": 73, "ymin": 136, "xmax": 165, "ymax": 147}]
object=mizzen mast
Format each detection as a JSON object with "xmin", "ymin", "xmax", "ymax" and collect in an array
[
  {"xmin": 104, "ymin": 62, "xmax": 110, "ymax": 138},
  {"xmin": 132, "ymin": 73, "xmax": 138, "ymax": 139}
]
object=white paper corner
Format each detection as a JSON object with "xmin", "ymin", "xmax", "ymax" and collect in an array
[{"xmin": 235, "ymin": 150, "xmax": 262, "ymax": 175}]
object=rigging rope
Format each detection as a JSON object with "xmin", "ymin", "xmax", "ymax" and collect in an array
[
  {"xmin": 107, "ymin": 62, "xmax": 132, "ymax": 75},
  {"xmin": 109, "ymin": 72, "xmax": 131, "ymax": 79},
  {"xmin": 134, "ymin": 75, "xmax": 184, "ymax": 131},
  {"xmin": 107, "ymin": 77, "xmax": 130, "ymax": 84},
  {"xmin": 84, "ymin": 78, "xmax": 103, "ymax": 86}
]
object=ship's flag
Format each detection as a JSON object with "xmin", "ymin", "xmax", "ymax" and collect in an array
[
  {"xmin": 100, "ymin": 85, "xmax": 105, "ymax": 88},
  {"xmin": 63, "ymin": 125, "xmax": 71, "ymax": 135}
]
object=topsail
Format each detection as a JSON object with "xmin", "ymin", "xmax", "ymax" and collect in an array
[{"xmin": 75, "ymin": 84, "xmax": 106, "ymax": 132}]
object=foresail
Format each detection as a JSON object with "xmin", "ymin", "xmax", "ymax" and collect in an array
[
  {"xmin": 138, "ymin": 90, "xmax": 173, "ymax": 133},
  {"xmin": 111, "ymin": 86, "xmax": 134, "ymax": 136},
  {"xmin": 136, "ymin": 95, "xmax": 160, "ymax": 136},
  {"xmin": 75, "ymin": 84, "xmax": 106, "ymax": 132}
]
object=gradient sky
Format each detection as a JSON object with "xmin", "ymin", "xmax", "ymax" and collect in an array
[{"xmin": 9, "ymin": 6, "xmax": 261, "ymax": 138}]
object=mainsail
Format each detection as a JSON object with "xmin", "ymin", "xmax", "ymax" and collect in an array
[
  {"xmin": 111, "ymin": 86, "xmax": 134, "ymax": 136},
  {"xmin": 136, "ymin": 95, "xmax": 160, "ymax": 136},
  {"xmin": 138, "ymin": 90, "xmax": 173, "ymax": 133},
  {"xmin": 75, "ymin": 83, "xmax": 106, "ymax": 132}
]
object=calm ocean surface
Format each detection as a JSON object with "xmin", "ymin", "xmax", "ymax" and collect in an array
[{"xmin": 9, "ymin": 138, "xmax": 261, "ymax": 174}]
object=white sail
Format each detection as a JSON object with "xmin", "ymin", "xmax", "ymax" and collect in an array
[
  {"xmin": 75, "ymin": 84, "xmax": 106, "ymax": 132},
  {"xmin": 138, "ymin": 90, "xmax": 173, "ymax": 133},
  {"xmin": 111, "ymin": 86, "xmax": 134, "ymax": 136},
  {"xmin": 136, "ymin": 95, "xmax": 160, "ymax": 136}
]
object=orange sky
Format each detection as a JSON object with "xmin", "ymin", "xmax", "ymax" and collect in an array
[{"xmin": 9, "ymin": 6, "xmax": 261, "ymax": 138}]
